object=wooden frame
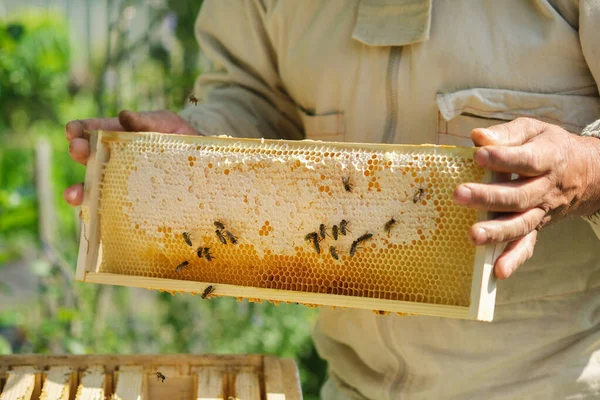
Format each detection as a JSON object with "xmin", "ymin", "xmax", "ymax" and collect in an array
[
  {"xmin": 0, "ymin": 354, "xmax": 301, "ymax": 400},
  {"xmin": 76, "ymin": 131, "xmax": 500, "ymax": 321}
]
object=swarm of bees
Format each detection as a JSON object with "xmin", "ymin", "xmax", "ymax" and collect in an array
[
  {"xmin": 215, "ymin": 221, "xmax": 237, "ymax": 245},
  {"xmin": 156, "ymin": 371, "xmax": 166, "ymax": 383},
  {"xmin": 197, "ymin": 247, "xmax": 214, "ymax": 262},
  {"xmin": 305, "ymin": 220, "xmax": 373, "ymax": 260}
]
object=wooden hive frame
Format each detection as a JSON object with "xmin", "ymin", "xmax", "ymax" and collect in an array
[
  {"xmin": 0, "ymin": 354, "xmax": 301, "ymax": 400},
  {"xmin": 76, "ymin": 131, "xmax": 501, "ymax": 321}
]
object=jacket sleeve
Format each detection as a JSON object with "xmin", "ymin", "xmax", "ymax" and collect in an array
[
  {"xmin": 579, "ymin": 1, "xmax": 600, "ymax": 238},
  {"xmin": 178, "ymin": 0, "xmax": 303, "ymax": 140}
]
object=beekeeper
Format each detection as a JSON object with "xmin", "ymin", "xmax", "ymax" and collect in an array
[{"xmin": 65, "ymin": 1, "xmax": 600, "ymax": 398}]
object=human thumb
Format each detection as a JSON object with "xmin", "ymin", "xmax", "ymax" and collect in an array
[{"xmin": 118, "ymin": 109, "xmax": 198, "ymax": 135}]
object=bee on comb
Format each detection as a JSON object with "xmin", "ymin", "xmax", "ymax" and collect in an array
[
  {"xmin": 175, "ymin": 261, "xmax": 189, "ymax": 273},
  {"xmin": 202, "ymin": 285, "xmax": 215, "ymax": 299},
  {"xmin": 413, "ymin": 188, "xmax": 426, "ymax": 204},
  {"xmin": 182, "ymin": 232, "xmax": 193, "ymax": 247},
  {"xmin": 342, "ymin": 176, "xmax": 353, "ymax": 193},
  {"xmin": 319, "ymin": 224, "xmax": 328, "ymax": 240},
  {"xmin": 215, "ymin": 229, "xmax": 227, "ymax": 244},
  {"xmin": 384, "ymin": 217, "xmax": 397, "ymax": 234},
  {"xmin": 214, "ymin": 221, "xmax": 226, "ymax": 230},
  {"xmin": 339, "ymin": 219, "xmax": 351, "ymax": 235},
  {"xmin": 329, "ymin": 246, "xmax": 339, "ymax": 260},
  {"xmin": 332, "ymin": 225, "xmax": 339, "ymax": 240},
  {"xmin": 304, "ymin": 232, "xmax": 321, "ymax": 254},
  {"xmin": 349, "ymin": 241, "xmax": 362, "ymax": 257},
  {"xmin": 225, "ymin": 230, "xmax": 238, "ymax": 244},
  {"xmin": 197, "ymin": 247, "xmax": 214, "ymax": 262},
  {"xmin": 356, "ymin": 232, "xmax": 373, "ymax": 244}
]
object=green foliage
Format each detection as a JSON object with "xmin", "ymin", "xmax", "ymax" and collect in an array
[
  {"xmin": 0, "ymin": 11, "xmax": 70, "ymax": 131},
  {"xmin": 0, "ymin": 5, "xmax": 326, "ymax": 399}
]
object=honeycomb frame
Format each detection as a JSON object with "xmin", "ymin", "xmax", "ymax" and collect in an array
[{"xmin": 76, "ymin": 131, "xmax": 500, "ymax": 321}]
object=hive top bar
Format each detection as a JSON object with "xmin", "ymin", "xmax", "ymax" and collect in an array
[{"xmin": 78, "ymin": 130, "xmax": 497, "ymax": 320}]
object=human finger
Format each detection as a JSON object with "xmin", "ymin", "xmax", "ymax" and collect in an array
[
  {"xmin": 471, "ymin": 117, "xmax": 546, "ymax": 147},
  {"xmin": 494, "ymin": 230, "xmax": 538, "ymax": 279},
  {"xmin": 467, "ymin": 207, "xmax": 546, "ymax": 245},
  {"xmin": 473, "ymin": 142, "xmax": 555, "ymax": 176},
  {"xmin": 63, "ymin": 183, "xmax": 84, "ymax": 207},
  {"xmin": 68, "ymin": 137, "xmax": 91, "ymax": 165},
  {"xmin": 453, "ymin": 176, "xmax": 550, "ymax": 212},
  {"xmin": 65, "ymin": 118, "xmax": 121, "ymax": 141},
  {"xmin": 118, "ymin": 110, "xmax": 198, "ymax": 134}
]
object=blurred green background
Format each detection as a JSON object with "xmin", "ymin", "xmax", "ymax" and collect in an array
[{"xmin": 0, "ymin": 1, "xmax": 327, "ymax": 398}]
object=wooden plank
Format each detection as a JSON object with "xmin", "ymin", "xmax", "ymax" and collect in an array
[
  {"xmin": 76, "ymin": 366, "xmax": 106, "ymax": 400},
  {"xmin": 114, "ymin": 366, "xmax": 143, "ymax": 400},
  {"xmin": 40, "ymin": 367, "xmax": 73, "ymax": 400},
  {"xmin": 85, "ymin": 272, "xmax": 471, "ymax": 319},
  {"xmin": 229, "ymin": 367, "xmax": 260, "ymax": 400},
  {"xmin": 263, "ymin": 357, "xmax": 301, "ymax": 400},
  {"xmin": 195, "ymin": 367, "xmax": 226, "ymax": 400},
  {"xmin": 468, "ymin": 170, "xmax": 503, "ymax": 322},
  {"xmin": 0, "ymin": 367, "xmax": 37, "ymax": 400},
  {"xmin": 76, "ymin": 131, "xmax": 108, "ymax": 280},
  {"xmin": 146, "ymin": 366, "xmax": 193, "ymax": 400},
  {"xmin": 0, "ymin": 355, "xmax": 263, "ymax": 370}
]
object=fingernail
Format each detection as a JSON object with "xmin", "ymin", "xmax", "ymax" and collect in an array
[
  {"xmin": 454, "ymin": 186, "xmax": 472, "ymax": 205},
  {"xmin": 474, "ymin": 148, "xmax": 490, "ymax": 167},
  {"xmin": 473, "ymin": 227, "xmax": 488, "ymax": 245},
  {"xmin": 481, "ymin": 128, "xmax": 497, "ymax": 141}
]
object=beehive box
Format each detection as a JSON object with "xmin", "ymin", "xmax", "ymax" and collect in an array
[
  {"xmin": 76, "ymin": 131, "xmax": 500, "ymax": 321},
  {"xmin": 0, "ymin": 354, "xmax": 300, "ymax": 400}
]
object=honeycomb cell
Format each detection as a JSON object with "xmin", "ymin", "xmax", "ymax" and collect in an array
[{"xmin": 97, "ymin": 133, "xmax": 486, "ymax": 309}]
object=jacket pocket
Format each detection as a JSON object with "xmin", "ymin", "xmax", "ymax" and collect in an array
[
  {"xmin": 435, "ymin": 88, "xmax": 600, "ymax": 147},
  {"xmin": 299, "ymin": 109, "xmax": 345, "ymax": 142}
]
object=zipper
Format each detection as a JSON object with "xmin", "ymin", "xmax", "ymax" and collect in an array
[{"xmin": 382, "ymin": 46, "xmax": 402, "ymax": 144}]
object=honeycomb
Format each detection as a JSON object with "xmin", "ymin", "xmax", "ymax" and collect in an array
[{"xmin": 97, "ymin": 132, "xmax": 486, "ymax": 308}]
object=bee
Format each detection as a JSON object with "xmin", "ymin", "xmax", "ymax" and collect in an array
[
  {"xmin": 304, "ymin": 232, "xmax": 321, "ymax": 254},
  {"xmin": 202, "ymin": 285, "xmax": 215, "ymax": 299},
  {"xmin": 339, "ymin": 219, "xmax": 351, "ymax": 235},
  {"xmin": 214, "ymin": 221, "xmax": 226, "ymax": 230},
  {"xmin": 156, "ymin": 371, "xmax": 166, "ymax": 382},
  {"xmin": 305, "ymin": 232, "xmax": 319, "ymax": 242},
  {"xmin": 198, "ymin": 247, "xmax": 214, "ymax": 261},
  {"xmin": 413, "ymin": 188, "xmax": 426, "ymax": 204},
  {"xmin": 182, "ymin": 232, "xmax": 193, "ymax": 247},
  {"xmin": 356, "ymin": 232, "xmax": 373, "ymax": 243},
  {"xmin": 225, "ymin": 230, "xmax": 238, "ymax": 244},
  {"xmin": 384, "ymin": 217, "xmax": 397, "ymax": 234},
  {"xmin": 175, "ymin": 261, "xmax": 189, "ymax": 272},
  {"xmin": 215, "ymin": 229, "xmax": 227, "ymax": 244},
  {"xmin": 342, "ymin": 176, "xmax": 353, "ymax": 193},
  {"xmin": 349, "ymin": 241, "xmax": 362, "ymax": 257},
  {"xmin": 329, "ymin": 246, "xmax": 339, "ymax": 260},
  {"xmin": 319, "ymin": 224, "xmax": 328, "ymax": 240},
  {"xmin": 188, "ymin": 94, "xmax": 199, "ymax": 105},
  {"xmin": 332, "ymin": 225, "xmax": 339, "ymax": 240}
]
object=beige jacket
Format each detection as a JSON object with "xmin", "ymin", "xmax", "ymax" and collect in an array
[{"xmin": 180, "ymin": 1, "xmax": 600, "ymax": 398}]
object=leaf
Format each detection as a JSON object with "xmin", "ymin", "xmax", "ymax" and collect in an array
[{"xmin": 0, "ymin": 335, "xmax": 12, "ymax": 354}]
